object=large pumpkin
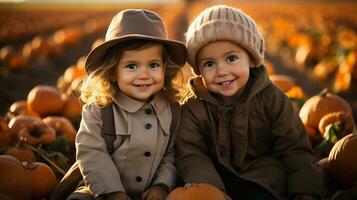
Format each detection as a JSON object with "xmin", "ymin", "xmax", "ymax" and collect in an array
[
  {"xmin": 328, "ymin": 134, "xmax": 357, "ymax": 187},
  {"xmin": 27, "ymin": 85, "xmax": 64, "ymax": 117},
  {"xmin": 0, "ymin": 155, "xmax": 32, "ymax": 200},
  {"xmin": 299, "ymin": 89, "xmax": 352, "ymax": 130},
  {"xmin": 23, "ymin": 160, "xmax": 58, "ymax": 200},
  {"xmin": 166, "ymin": 183, "xmax": 226, "ymax": 200}
]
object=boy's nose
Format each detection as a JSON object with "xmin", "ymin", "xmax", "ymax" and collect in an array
[{"xmin": 216, "ymin": 64, "xmax": 229, "ymax": 76}]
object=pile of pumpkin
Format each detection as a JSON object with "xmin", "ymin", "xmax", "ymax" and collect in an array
[
  {"xmin": 0, "ymin": 84, "xmax": 83, "ymax": 200},
  {"xmin": 267, "ymin": 62, "xmax": 357, "ymax": 197},
  {"xmin": 299, "ymin": 89, "xmax": 357, "ymax": 198}
]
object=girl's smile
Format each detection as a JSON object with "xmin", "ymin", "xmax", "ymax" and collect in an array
[{"xmin": 114, "ymin": 44, "xmax": 165, "ymax": 102}]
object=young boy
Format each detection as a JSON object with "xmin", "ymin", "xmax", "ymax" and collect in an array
[{"xmin": 176, "ymin": 5, "xmax": 323, "ymax": 200}]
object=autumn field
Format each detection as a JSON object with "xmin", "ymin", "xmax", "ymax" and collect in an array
[{"xmin": 0, "ymin": 1, "xmax": 356, "ymax": 199}]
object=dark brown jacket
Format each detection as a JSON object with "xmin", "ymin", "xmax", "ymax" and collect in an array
[{"xmin": 176, "ymin": 66, "xmax": 323, "ymax": 199}]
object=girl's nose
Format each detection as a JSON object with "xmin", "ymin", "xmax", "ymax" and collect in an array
[{"xmin": 137, "ymin": 67, "xmax": 150, "ymax": 79}]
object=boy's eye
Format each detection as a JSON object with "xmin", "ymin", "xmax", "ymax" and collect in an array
[
  {"xmin": 226, "ymin": 55, "xmax": 238, "ymax": 63},
  {"xmin": 202, "ymin": 61, "xmax": 214, "ymax": 68},
  {"xmin": 126, "ymin": 64, "xmax": 137, "ymax": 70},
  {"xmin": 149, "ymin": 63, "xmax": 160, "ymax": 68}
]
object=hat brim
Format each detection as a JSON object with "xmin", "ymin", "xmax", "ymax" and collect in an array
[{"xmin": 85, "ymin": 34, "xmax": 187, "ymax": 74}]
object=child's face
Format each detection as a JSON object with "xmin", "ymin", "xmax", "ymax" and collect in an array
[
  {"xmin": 114, "ymin": 44, "xmax": 165, "ymax": 102},
  {"xmin": 197, "ymin": 40, "xmax": 251, "ymax": 97}
]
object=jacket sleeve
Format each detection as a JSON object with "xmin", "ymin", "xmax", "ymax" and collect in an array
[
  {"xmin": 151, "ymin": 131, "xmax": 177, "ymax": 191},
  {"xmin": 175, "ymin": 102, "xmax": 226, "ymax": 191},
  {"xmin": 76, "ymin": 103, "xmax": 125, "ymax": 197},
  {"xmin": 267, "ymin": 86, "xmax": 323, "ymax": 197}
]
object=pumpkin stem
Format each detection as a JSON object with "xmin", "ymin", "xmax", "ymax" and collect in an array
[
  {"xmin": 22, "ymin": 142, "xmax": 66, "ymax": 175},
  {"xmin": 23, "ymin": 160, "xmax": 38, "ymax": 170},
  {"xmin": 319, "ymin": 88, "xmax": 329, "ymax": 97}
]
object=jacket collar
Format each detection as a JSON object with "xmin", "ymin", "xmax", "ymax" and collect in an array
[
  {"xmin": 112, "ymin": 90, "xmax": 171, "ymax": 134},
  {"xmin": 190, "ymin": 65, "xmax": 272, "ymax": 104}
]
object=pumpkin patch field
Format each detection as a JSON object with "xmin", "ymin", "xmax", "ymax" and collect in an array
[{"xmin": 0, "ymin": 1, "xmax": 357, "ymax": 199}]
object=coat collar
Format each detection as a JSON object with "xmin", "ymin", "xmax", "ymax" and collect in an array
[
  {"xmin": 190, "ymin": 65, "xmax": 272, "ymax": 105},
  {"xmin": 112, "ymin": 90, "xmax": 171, "ymax": 134}
]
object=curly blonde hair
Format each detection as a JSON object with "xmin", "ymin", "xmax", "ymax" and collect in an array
[{"xmin": 80, "ymin": 39, "xmax": 186, "ymax": 107}]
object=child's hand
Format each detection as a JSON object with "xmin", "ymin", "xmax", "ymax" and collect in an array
[
  {"xmin": 293, "ymin": 194, "xmax": 319, "ymax": 200},
  {"xmin": 140, "ymin": 184, "xmax": 169, "ymax": 200},
  {"xmin": 103, "ymin": 191, "xmax": 132, "ymax": 200}
]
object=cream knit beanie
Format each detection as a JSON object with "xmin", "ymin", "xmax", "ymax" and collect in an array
[{"xmin": 186, "ymin": 5, "xmax": 265, "ymax": 74}]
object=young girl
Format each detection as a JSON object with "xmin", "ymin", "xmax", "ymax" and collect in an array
[
  {"xmin": 176, "ymin": 5, "xmax": 323, "ymax": 200},
  {"xmin": 71, "ymin": 9, "xmax": 186, "ymax": 200}
]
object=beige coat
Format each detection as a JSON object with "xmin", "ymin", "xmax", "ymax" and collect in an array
[
  {"xmin": 76, "ymin": 91, "xmax": 176, "ymax": 199},
  {"xmin": 176, "ymin": 67, "xmax": 323, "ymax": 199}
]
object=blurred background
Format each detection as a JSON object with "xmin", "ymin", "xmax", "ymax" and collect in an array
[
  {"xmin": 0, "ymin": 0, "xmax": 356, "ymax": 117},
  {"xmin": 0, "ymin": 1, "xmax": 357, "ymax": 199}
]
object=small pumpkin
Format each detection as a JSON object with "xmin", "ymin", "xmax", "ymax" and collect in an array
[
  {"xmin": 328, "ymin": 134, "xmax": 357, "ymax": 187},
  {"xmin": 318, "ymin": 111, "xmax": 355, "ymax": 137},
  {"xmin": 9, "ymin": 115, "xmax": 56, "ymax": 146},
  {"xmin": 299, "ymin": 89, "xmax": 352, "ymax": 130},
  {"xmin": 269, "ymin": 74, "xmax": 295, "ymax": 92},
  {"xmin": 0, "ymin": 155, "xmax": 32, "ymax": 200},
  {"xmin": 43, "ymin": 116, "xmax": 77, "ymax": 144},
  {"xmin": 5, "ymin": 140, "xmax": 36, "ymax": 162},
  {"xmin": 27, "ymin": 85, "xmax": 64, "ymax": 117},
  {"xmin": 23, "ymin": 160, "xmax": 58, "ymax": 200},
  {"xmin": 8, "ymin": 100, "xmax": 39, "ymax": 118},
  {"xmin": 63, "ymin": 65, "xmax": 85, "ymax": 84},
  {"xmin": 166, "ymin": 183, "xmax": 227, "ymax": 200},
  {"xmin": 61, "ymin": 94, "xmax": 83, "ymax": 121}
]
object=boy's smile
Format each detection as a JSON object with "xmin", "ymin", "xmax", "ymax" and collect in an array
[
  {"xmin": 114, "ymin": 44, "xmax": 165, "ymax": 102},
  {"xmin": 197, "ymin": 40, "xmax": 251, "ymax": 98}
]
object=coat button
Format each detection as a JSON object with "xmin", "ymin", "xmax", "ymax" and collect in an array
[
  {"xmin": 136, "ymin": 176, "xmax": 142, "ymax": 182},
  {"xmin": 145, "ymin": 108, "xmax": 152, "ymax": 115},
  {"xmin": 145, "ymin": 123, "xmax": 152, "ymax": 129},
  {"xmin": 144, "ymin": 152, "xmax": 151, "ymax": 157},
  {"xmin": 250, "ymin": 111, "xmax": 258, "ymax": 119}
]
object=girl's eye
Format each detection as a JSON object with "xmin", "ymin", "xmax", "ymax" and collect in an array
[
  {"xmin": 226, "ymin": 55, "xmax": 238, "ymax": 63},
  {"xmin": 149, "ymin": 63, "xmax": 160, "ymax": 68},
  {"xmin": 126, "ymin": 64, "xmax": 137, "ymax": 70},
  {"xmin": 202, "ymin": 61, "xmax": 214, "ymax": 68}
]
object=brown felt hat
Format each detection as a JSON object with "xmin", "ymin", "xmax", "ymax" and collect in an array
[{"xmin": 85, "ymin": 9, "xmax": 187, "ymax": 73}]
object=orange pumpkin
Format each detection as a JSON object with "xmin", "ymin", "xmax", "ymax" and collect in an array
[
  {"xmin": 328, "ymin": 134, "xmax": 357, "ymax": 187},
  {"xmin": 299, "ymin": 89, "xmax": 352, "ymax": 130},
  {"xmin": 61, "ymin": 94, "xmax": 83, "ymax": 122},
  {"xmin": 0, "ymin": 117, "xmax": 11, "ymax": 147},
  {"xmin": 27, "ymin": 85, "xmax": 64, "ymax": 117},
  {"xmin": 9, "ymin": 100, "xmax": 39, "ymax": 118},
  {"xmin": 0, "ymin": 155, "xmax": 32, "ymax": 200},
  {"xmin": 9, "ymin": 115, "xmax": 56, "ymax": 146},
  {"xmin": 166, "ymin": 183, "xmax": 226, "ymax": 200},
  {"xmin": 5, "ymin": 141, "xmax": 36, "ymax": 162},
  {"xmin": 43, "ymin": 116, "xmax": 77, "ymax": 144},
  {"xmin": 318, "ymin": 111, "xmax": 355, "ymax": 137},
  {"xmin": 63, "ymin": 65, "xmax": 85, "ymax": 84},
  {"xmin": 23, "ymin": 160, "xmax": 57, "ymax": 200},
  {"xmin": 269, "ymin": 74, "xmax": 295, "ymax": 92}
]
